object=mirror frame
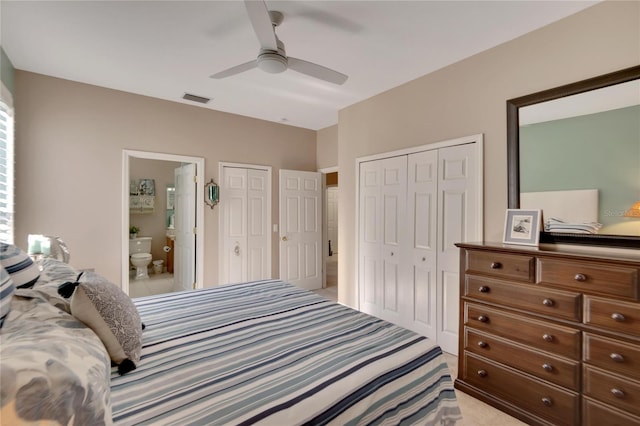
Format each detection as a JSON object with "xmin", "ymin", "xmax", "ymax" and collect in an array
[{"xmin": 507, "ymin": 65, "xmax": 640, "ymax": 249}]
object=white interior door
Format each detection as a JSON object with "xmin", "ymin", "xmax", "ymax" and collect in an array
[
  {"xmin": 222, "ymin": 167, "xmax": 247, "ymax": 284},
  {"xmin": 220, "ymin": 165, "xmax": 270, "ymax": 285},
  {"xmin": 405, "ymin": 150, "xmax": 438, "ymax": 340},
  {"xmin": 358, "ymin": 156, "xmax": 407, "ymax": 325},
  {"xmin": 437, "ymin": 143, "xmax": 478, "ymax": 355},
  {"xmin": 279, "ymin": 170, "xmax": 322, "ymax": 290},
  {"xmin": 247, "ymin": 169, "xmax": 269, "ymax": 281},
  {"xmin": 174, "ymin": 163, "xmax": 196, "ymax": 292}
]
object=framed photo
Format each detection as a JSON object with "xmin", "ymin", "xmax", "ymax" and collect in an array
[
  {"xmin": 139, "ymin": 179, "xmax": 155, "ymax": 196},
  {"xmin": 503, "ymin": 209, "xmax": 541, "ymax": 246}
]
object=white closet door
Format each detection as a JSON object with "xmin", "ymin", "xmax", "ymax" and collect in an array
[
  {"xmin": 222, "ymin": 167, "xmax": 248, "ymax": 284},
  {"xmin": 437, "ymin": 143, "xmax": 478, "ymax": 355},
  {"xmin": 247, "ymin": 169, "xmax": 269, "ymax": 281},
  {"xmin": 358, "ymin": 156, "xmax": 407, "ymax": 324},
  {"xmin": 405, "ymin": 150, "xmax": 438, "ymax": 340},
  {"xmin": 358, "ymin": 160, "xmax": 382, "ymax": 317}
]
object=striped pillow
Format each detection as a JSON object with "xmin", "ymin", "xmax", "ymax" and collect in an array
[
  {"xmin": 0, "ymin": 243, "xmax": 40, "ymax": 289},
  {"xmin": 0, "ymin": 267, "xmax": 14, "ymax": 326}
]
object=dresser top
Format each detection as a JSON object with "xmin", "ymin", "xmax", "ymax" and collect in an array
[{"xmin": 456, "ymin": 242, "xmax": 640, "ymax": 265}]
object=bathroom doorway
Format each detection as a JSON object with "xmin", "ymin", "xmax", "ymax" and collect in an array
[{"xmin": 121, "ymin": 150, "xmax": 205, "ymax": 296}]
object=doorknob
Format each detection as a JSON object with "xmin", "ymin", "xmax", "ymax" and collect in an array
[
  {"xmin": 234, "ymin": 244, "xmax": 240, "ymax": 256},
  {"xmin": 281, "ymin": 236, "xmax": 288, "ymax": 241}
]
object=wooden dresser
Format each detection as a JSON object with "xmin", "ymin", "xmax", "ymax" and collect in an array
[{"xmin": 455, "ymin": 242, "xmax": 640, "ymax": 426}]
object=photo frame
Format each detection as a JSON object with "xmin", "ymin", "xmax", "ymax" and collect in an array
[
  {"xmin": 503, "ymin": 209, "xmax": 541, "ymax": 246},
  {"xmin": 139, "ymin": 179, "xmax": 155, "ymax": 196}
]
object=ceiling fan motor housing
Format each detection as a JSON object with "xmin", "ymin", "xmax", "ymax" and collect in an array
[
  {"xmin": 257, "ymin": 51, "xmax": 288, "ymax": 73},
  {"xmin": 257, "ymin": 37, "xmax": 288, "ymax": 74}
]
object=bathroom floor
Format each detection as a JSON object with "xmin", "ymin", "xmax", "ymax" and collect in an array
[{"xmin": 128, "ymin": 271, "xmax": 176, "ymax": 298}]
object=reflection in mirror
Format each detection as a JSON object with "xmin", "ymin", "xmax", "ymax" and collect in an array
[
  {"xmin": 204, "ymin": 179, "xmax": 219, "ymax": 209},
  {"xmin": 507, "ymin": 66, "xmax": 640, "ymax": 248}
]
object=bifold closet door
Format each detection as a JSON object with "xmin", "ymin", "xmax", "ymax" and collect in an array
[
  {"xmin": 358, "ymin": 142, "xmax": 479, "ymax": 355},
  {"xmin": 436, "ymin": 143, "xmax": 478, "ymax": 355},
  {"xmin": 358, "ymin": 156, "xmax": 407, "ymax": 325},
  {"xmin": 221, "ymin": 167, "xmax": 269, "ymax": 285},
  {"xmin": 404, "ymin": 150, "xmax": 438, "ymax": 341}
]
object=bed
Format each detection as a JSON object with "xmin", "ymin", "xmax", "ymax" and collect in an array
[{"xmin": 1, "ymin": 252, "xmax": 462, "ymax": 425}]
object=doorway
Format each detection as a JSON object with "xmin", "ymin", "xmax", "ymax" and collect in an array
[
  {"xmin": 318, "ymin": 167, "xmax": 338, "ymax": 302},
  {"xmin": 121, "ymin": 150, "xmax": 205, "ymax": 296}
]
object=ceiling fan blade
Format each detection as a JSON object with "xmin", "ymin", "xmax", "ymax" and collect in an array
[
  {"xmin": 210, "ymin": 60, "xmax": 257, "ymax": 79},
  {"xmin": 244, "ymin": 0, "xmax": 278, "ymax": 51},
  {"xmin": 287, "ymin": 57, "xmax": 348, "ymax": 85}
]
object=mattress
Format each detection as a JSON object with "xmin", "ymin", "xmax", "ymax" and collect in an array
[{"xmin": 110, "ymin": 280, "xmax": 461, "ymax": 425}]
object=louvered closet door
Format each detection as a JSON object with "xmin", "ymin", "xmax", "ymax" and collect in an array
[
  {"xmin": 404, "ymin": 150, "xmax": 438, "ymax": 340},
  {"xmin": 358, "ymin": 156, "xmax": 407, "ymax": 325}
]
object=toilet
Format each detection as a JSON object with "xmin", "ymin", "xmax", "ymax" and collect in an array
[{"xmin": 129, "ymin": 237, "xmax": 152, "ymax": 280}]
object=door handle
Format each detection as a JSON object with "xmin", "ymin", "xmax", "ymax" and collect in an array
[
  {"xmin": 234, "ymin": 244, "xmax": 240, "ymax": 256},
  {"xmin": 281, "ymin": 236, "xmax": 288, "ymax": 241}
]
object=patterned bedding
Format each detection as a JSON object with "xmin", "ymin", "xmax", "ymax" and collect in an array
[{"xmin": 110, "ymin": 280, "xmax": 461, "ymax": 425}]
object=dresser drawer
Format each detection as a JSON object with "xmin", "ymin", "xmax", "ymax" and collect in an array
[
  {"xmin": 462, "ymin": 352, "xmax": 579, "ymax": 426},
  {"xmin": 583, "ymin": 396, "xmax": 640, "ymax": 426},
  {"xmin": 583, "ymin": 364, "xmax": 640, "ymax": 417},
  {"xmin": 465, "ymin": 276, "xmax": 581, "ymax": 322},
  {"xmin": 584, "ymin": 295, "xmax": 640, "ymax": 337},
  {"xmin": 464, "ymin": 303, "xmax": 581, "ymax": 359},
  {"xmin": 584, "ymin": 333, "xmax": 640, "ymax": 379},
  {"xmin": 465, "ymin": 328, "xmax": 580, "ymax": 390},
  {"xmin": 465, "ymin": 250, "xmax": 535, "ymax": 282},
  {"xmin": 537, "ymin": 258, "xmax": 639, "ymax": 299}
]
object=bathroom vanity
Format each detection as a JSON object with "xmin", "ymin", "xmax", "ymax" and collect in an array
[{"xmin": 455, "ymin": 242, "xmax": 640, "ymax": 426}]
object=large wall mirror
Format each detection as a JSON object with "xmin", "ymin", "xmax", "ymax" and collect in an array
[{"xmin": 507, "ymin": 65, "xmax": 640, "ymax": 248}]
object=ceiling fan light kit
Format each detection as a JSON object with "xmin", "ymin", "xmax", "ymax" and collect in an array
[
  {"xmin": 211, "ymin": 0, "xmax": 348, "ymax": 85},
  {"xmin": 257, "ymin": 52, "xmax": 288, "ymax": 74}
]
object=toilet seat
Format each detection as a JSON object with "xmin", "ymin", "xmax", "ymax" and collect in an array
[{"xmin": 131, "ymin": 253, "xmax": 152, "ymax": 260}]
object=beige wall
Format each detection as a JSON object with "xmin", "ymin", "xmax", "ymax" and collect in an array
[
  {"xmin": 14, "ymin": 72, "xmax": 316, "ymax": 285},
  {"xmin": 337, "ymin": 1, "xmax": 640, "ymax": 306},
  {"xmin": 316, "ymin": 124, "xmax": 338, "ymax": 169}
]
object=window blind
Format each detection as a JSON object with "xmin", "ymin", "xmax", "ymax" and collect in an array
[{"xmin": 0, "ymin": 99, "xmax": 14, "ymax": 244}]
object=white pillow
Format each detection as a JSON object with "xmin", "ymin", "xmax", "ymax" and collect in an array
[
  {"xmin": 0, "ymin": 266, "xmax": 14, "ymax": 325},
  {"xmin": 0, "ymin": 243, "xmax": 40, "ymax": 289}
]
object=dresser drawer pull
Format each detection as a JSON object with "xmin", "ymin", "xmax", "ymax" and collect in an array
[
  {"xmin": 477, "ymin": 315, "xmax": 489, "ymax": 323},
  {"xmin": 574, "ymin": 273, "xmax": 587, "ymax": 282},
  {"xmin": 542, "ymin": 298, "xmax": 554, "ymax": 307},
  {"xmin": 542, "ymin": 363, "xmax": 553, "ymax": 372},
  {"xmin": 542, "ymin": 334, "xmax": 554, "ymax": 342},
  {"xmin": 611, "ymin": 313, "xmax": 626, "ymax": 322},
  {"xmin": 477, "ymin": 369, "xmax": 487, "ymax": 377},
  {"xmin": 478, "ymin": 286, "xmax": 490, "ymax": 293},
  {"xmin": 611, "ymin": 388, "xmax": 625, "ymax": 399},
  {"xmin": 541, "ymin": 397, "xmax": 553, "ymax": 407},
  {"xmin": 610, "ymin": 353, "xmax": 625, "ymax": 363},
  {"xmin": 490, "ymin": 262, "xmax": 501, "ymax": 269},
  {"xmin": 477, "ymin": 341, "xmax": 488, "ymax": 348}
]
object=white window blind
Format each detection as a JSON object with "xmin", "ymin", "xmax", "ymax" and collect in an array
[{"xmin": 0, "ymin": 95, "xmax": 14, "ymax": 244}]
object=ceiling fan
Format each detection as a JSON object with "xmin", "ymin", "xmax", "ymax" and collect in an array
[{"xmin": 210, "ymin": 0, "xmax": 348, "ymax": 85}]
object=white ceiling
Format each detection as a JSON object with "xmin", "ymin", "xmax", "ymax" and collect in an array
[{"xmin": 1, "ymin": 1, "xmax": 598, "ymax": 130}]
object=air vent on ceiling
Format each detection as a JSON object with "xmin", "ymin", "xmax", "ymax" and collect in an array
[{"xmin": 182, "ymin": 93, "xmax": 211, "ymax": 104}]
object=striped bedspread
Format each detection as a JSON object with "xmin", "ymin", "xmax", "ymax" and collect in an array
[{"xmin": 110, "ymin": 280, "xmax": 461, "ymax": 425}]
